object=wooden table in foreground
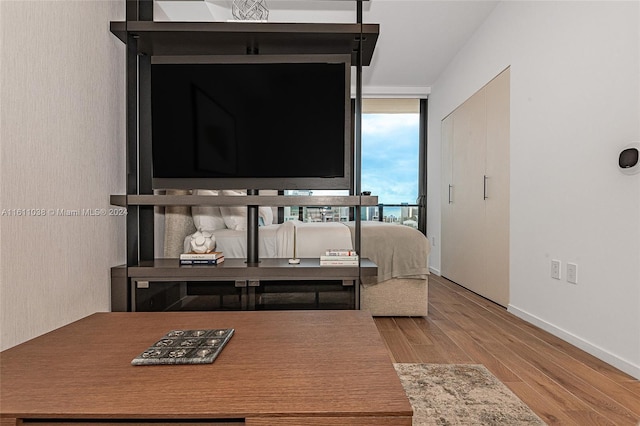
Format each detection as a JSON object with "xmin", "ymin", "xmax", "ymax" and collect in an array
[{"xmin": 0, "ymin": 311, "xmax": 412, "ymax": 425}]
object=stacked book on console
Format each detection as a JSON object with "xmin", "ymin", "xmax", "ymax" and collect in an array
[
  {"xmin": 179, "ymin": 251, "xmax": 224, "ymax": 265},
  {"xmin": 320, "ymin": 249, "xmax": 359, "ymax": 266}
]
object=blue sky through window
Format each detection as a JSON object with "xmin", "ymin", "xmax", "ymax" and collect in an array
[{"xmin": 362, "ymin": 113, "xmax": 419, "ymax": 205}]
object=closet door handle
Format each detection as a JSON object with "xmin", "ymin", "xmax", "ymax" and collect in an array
[
  {"xmin": 483, "ymin": 175, "xmax": 488, "ymax": 200},
  {"xmin": 448, "ymin": 184, "xmax": 453, "ymax": 204}
]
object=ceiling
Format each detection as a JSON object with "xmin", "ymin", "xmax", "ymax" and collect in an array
[
  {"xmin": 358, "ymin": 1, "xmax": 499, "ymax": 96},
  {"xmin": 155, "ymin": 0, "xmax": 500, "ymax": 96}
]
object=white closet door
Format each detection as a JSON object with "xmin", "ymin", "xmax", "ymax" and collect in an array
[
  {"xmin": 484, "ymin": 68, "xmax": 510, "ymax": 306},
  {"xmin": 441, "ymin": 68, "xmax": 510, "ymax": 306},
  {"xmin": 451, "ymin": 90, "xmax": 487, "ymax": 295},
  {"xmin": 441, "ymin": 91, "xmax": 487, "ymax": 294}
]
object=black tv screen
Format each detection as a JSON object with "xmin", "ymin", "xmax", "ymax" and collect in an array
[{"xmin": 151, "ymin": 58, "xmax": 351, "ymax": 190}]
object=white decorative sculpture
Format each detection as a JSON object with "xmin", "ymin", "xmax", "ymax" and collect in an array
[
  {"xmin": 232, "ymin": 0, "xmax": 269, "ymax": 21},
  {"xmin": 189, "ymin": 230, "xmax": 216, "ymax": 253}
]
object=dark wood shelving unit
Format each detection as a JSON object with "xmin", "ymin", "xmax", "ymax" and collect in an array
[{"xmin": 110, "ymin": 0, "xmax": 378, "ymax": 312}]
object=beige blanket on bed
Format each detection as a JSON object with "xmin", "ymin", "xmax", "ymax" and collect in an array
[{"xmin": 345, "ymin": 221, "xmax": 430, "ymax": 286}]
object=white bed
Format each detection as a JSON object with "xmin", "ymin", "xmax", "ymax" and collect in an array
[
  {"xmin": 162, "ymin": 196, "xmax": 430, "ymax": 316},
  {"xmin": 182, "ymin": 221, "xmax": 355, "ymax": 259}
]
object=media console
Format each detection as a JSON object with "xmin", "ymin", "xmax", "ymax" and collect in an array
[{"xmin": 112, "ymin": 258, "xmax": 378, "ymax": 312}]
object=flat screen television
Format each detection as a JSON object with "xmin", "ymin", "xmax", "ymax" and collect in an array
[{"xmin": 150, "ymin": 55, "xmax": 352, "ymax": 190}]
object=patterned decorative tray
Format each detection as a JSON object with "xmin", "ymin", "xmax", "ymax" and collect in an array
[{"xmin": 131, "ymin": 329, "xmax": 234, "ymax": 366}]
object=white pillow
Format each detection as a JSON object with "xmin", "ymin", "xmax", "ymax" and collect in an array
[
  {"xmin": 259, "ymin": 205, "xmax": 274, "ymax": 226},
  {"xmin": 220, "ymin": 190, "xmax": 274, "ymax": 230},
  {"xmin": 219, "ymin": 206, "xmax": 247, "ymax": 230},
  {"xmin": 192, "ymin": 189, "xmax": 226, "ymax": 231},
  {"xmin": 257, "ymin": 190, "xmax": 275, "ymax": 226}
]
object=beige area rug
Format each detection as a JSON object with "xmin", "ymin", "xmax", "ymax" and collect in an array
[{"xmin": 394, "ymin": 364, "xmax": 546, "ymax": 426}]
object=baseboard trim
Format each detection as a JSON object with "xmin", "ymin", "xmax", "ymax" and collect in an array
[
  {"xmin": 508, "ymin": 304, "xmax": 640, "ymax": 380},
  {"xmin": 429, "ymin": 267, "xmax": 441, "ymax": 276}
]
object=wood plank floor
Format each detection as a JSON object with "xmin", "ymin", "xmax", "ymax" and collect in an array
[{"xmin": 374, "ymin": 274, "xmax": 640, "ymax": 425}]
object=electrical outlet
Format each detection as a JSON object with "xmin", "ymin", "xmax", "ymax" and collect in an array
[
  {"xmin": 567, "ymin": 263, "xmax": 578, "ymax": 284},
  {"xmin": 551, "ymin": 260, "xmax": 561, "ymax": 280}
]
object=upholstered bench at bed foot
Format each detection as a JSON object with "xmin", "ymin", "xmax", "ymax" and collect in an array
[{"xmin": 360, "ymin": 277, "xmax": 428, "ymax": 317}]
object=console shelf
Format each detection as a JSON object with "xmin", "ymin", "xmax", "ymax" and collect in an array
[
  {"xmin": 112, "ymin": 259, "xmax": 377, "ymax": 312},
  {"xmin": 127, "ymin": 258, "xmax": 377, "ymax": 280},
  {"xmin": 111, "ymin": 194, "xmax": 378, "ymax": 207},
  {"xmin": 109, "ymin": 21, "xmax": 379, "ymax": 64}
]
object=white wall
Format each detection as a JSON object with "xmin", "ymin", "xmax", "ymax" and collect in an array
[
  {"xmin": 0, "ymin": 0, "xmax": 126, "ymax": 350},
  {"xmin": 427, "ymin": 1, "xmax": 640, "ymax": 378}
]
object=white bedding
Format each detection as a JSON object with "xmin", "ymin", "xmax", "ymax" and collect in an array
[
  {"xmin": 183, "ymin": 220, "xmax": 354, "ymax": 259},
  {"xmin": 183, "ymin": 224, "xmax": 283, "ymax": 258},
  {"xmin": 292, "ymin": 221, "xmax": 354, "ymax": 257},
  {"xmin": 177, "ymin": 218, "xmax": 430, "ymax": 287}
]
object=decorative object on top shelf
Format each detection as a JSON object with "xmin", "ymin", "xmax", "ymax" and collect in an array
[
  {"xmin": 232, "ymin": 0, "xmax": 269, "ymax": 21},
  {"xmin": 189, "ymin": 230, "xmax": 216, "ymax": 253}
]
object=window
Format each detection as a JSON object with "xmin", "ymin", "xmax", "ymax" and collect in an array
[
  {"xmin": 284, "ymin": 98, "xmax": 427, "ymax": 232},
  {"xmin": 361, "ymin": 99, "xmax": 422, "ymax": 229}
]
